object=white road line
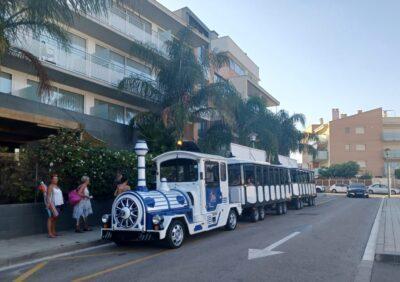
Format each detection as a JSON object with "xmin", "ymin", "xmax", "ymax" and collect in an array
[
  {"xmin": 362, "ymin": 198, "xmax": 384, "ymax": 261},
  {"xmin": 316, "ymin": 197, "xmax": 337, "ymax": 206},
  {"xmin": 0, "ymin": 243, "xmax": 113, "ymax": 273}
]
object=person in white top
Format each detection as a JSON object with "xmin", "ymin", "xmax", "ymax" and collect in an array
[
  {"xmin": 73, "ymin": 176, "xmax": 93, "ymax": 233},
  {"xmin": 46, "ymin": 174, "xmax": 64, "ymax": 238}
]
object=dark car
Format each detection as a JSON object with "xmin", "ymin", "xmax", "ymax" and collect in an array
[{"xmin": 347, "ymin": 183, "xmax": 369, "ymax": 198}]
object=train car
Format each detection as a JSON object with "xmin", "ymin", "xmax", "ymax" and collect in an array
[
  {"xmin": 289, "ymin": 168, "xmax": 317, "ymax": 209},
  {"xmin": 101, "ymin": 141, "xmax": 242, "ymax": 248},
  {"xmin": 227, "ymin": 159, "xmax": 292, "ymax": 222}
]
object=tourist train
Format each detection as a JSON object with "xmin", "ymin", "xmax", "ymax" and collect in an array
[{"xmin": 101, "ymin": 141, "xmax": 316, "ymax": 248}]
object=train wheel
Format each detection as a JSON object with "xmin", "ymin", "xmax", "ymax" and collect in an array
[
  {"xmin": 295, "ymin": 198, "xmax": 301, "ymax": 210},
  {"xmin": 225, "ymin": 209, "xmax": 238, "ymax": 231},
  {"xmin": 282, "ymin": 202, "xmax": 288, "ymax": 214},
  {"xmin": 276, "ymin": 203, "xmax": 283, "ymax": 215},
  {"xmin": 165, "ymin": 220, "xmax": 185, "ymax": 249},
  {"xmin": 258, "ymin": 207, "xmax": 266, "ymax": 220},
  {"xmin": 250, "ymin": 208, "xmax": 259, "ymax": 222},
  {"xmin": 300, "ymin": 199, "xmax": 304, "ymax": 209}
]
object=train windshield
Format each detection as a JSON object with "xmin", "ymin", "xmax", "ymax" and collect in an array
[{"xmin": 160, "ymin": 158, "xmax": 198, "ymax": 182}]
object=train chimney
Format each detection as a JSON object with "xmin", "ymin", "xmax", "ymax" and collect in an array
[{"xmin": 134, "ymin": 140, "xmax": 149, "ymax": 191}]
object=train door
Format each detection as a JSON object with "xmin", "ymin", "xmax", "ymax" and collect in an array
[
  {"xmin": 263, "ymin": 166, "xmax": 271, "ymax": 202},
  {"xmin": 243, "ymin": 164, "xmax": 257, "ymax": 204},
  {"xmin": 255, "ymin": 165, "xmax": 264, "ymax": 203},
  {"xmin": 204, "ymin": 161, "xmax": 222, "ymax": 213},
  {"xmin": 228, "ymin": 164, "xmax": 243, "ymax": 204}
]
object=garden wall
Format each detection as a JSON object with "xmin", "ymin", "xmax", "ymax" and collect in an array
[{"xmin": 0, "ymin": 199, "xmax": 112, "ymax": 239}]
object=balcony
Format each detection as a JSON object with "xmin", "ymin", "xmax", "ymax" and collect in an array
[
  {"xmin": 86, "ymin": 6, "xmax": 171, "ymax": 56},
  {"xmin": 12, "ymin": 34, "xmax": 159, "ymax": 103},
  {"xmin": 382, "ymin": 132, "xmax": 400, "ymax": 141},
  {"xmin": 383, "ymin": 150, "xmax": 400, "ymax": 159},
  {"xmin": 315, "ymin": 150, "xmax": 328, "ymax": 161}
]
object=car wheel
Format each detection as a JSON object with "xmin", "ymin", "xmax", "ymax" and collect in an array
[
  {"xmin": 332, "ymin": 189, "xmax": 337, "ymax": 193},
  {"xmin": 391, "ymin": 190, "xmax": 397, "ymax": 195},
  {"xmin": 165, "ymin": 220, "xmax": 185, "ymax": 249},
  {"xmin": 368, "ymin": 190, "xmax": 374, "ymax": 194},
  {"xmin": 258, "ymin": 207, "xmax": 266, "ymax": 220},
  {"xmin": 250, "ymin": 208, "xmax": 259, "ymax": 222},
  {"xmin": 225, "ymin": 209, "xmax": 238, "ymax": 231}
]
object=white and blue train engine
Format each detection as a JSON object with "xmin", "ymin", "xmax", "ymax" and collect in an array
[{"xmin": 102, "ymin": 144, "xmax": 242, "ymax": 248}]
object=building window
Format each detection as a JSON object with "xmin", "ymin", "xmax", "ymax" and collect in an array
[
  {"xmin": 0, "ymin": 72, "xmax": 12, "ymax": 94},
  {"xmin": 229, "ymin": 59, "xmax": 245, "ymax": 76},
  {"xmin": 345, "ymin": 144, "xmax": 351, "ymax": 152},
  {"xmin": 357, "ymin": 161, "xmax": 366, "ymax": 168},
  {"xmin": 125, "ymin": 108, "xmax": 137, "ymax": 125},
  {"xmin": 20, "ymin": 80, "xmax": 84, "ymax": 113},
  {"xmin": 92, "ymin": 99, "xmax": 125, "ymax": 124},
  {"xmin": 214, "ymin": 73, "xmax": 225, "ymax": 83},
  {"xmin": 345, "ymin": 127, "xmax": 350, "ymax": 134},
  {"xmin": 356, "ymin": 144, "xmax": 366, "ymax": 152},
  {"xmin": 355, "ymin": 126, "xmax": 365, "ymax": 134}
]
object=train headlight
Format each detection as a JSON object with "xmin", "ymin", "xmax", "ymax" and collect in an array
[
  {"xmin": 102, "ymin": 214, "xmax": 110, "ymax": 224},
  {"xmin": 152, "ymin": 215, "xmax": 163, "ymax": 225}
]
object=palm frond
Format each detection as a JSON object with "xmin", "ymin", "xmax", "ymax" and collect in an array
[{"xmin": 118, "ymin": 75, "xmax": 162, "ymax": 102}]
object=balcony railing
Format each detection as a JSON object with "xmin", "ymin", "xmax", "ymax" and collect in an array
[
  {"xmin": 12, "ymin": 34, "xmax": 159, "ymax": 103},
  {"xmin": 315, "ymin": 150, "xmax": 328, "ymax": 161},
  {"xmin": 87, "ymin": 7, "xmax": 171, "ymax": 56},
  {"xmin": 383, "ymin": 150, "xmax": 400, "ymax": 159},
  {"xmin": 382, "ymin": 132, "xmax": 400, "ymax": 141}
]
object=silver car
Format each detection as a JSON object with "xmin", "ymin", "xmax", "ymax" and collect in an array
[{"xmin": 367, "ymin": 184, "xmax": 400, "ymax": 195}]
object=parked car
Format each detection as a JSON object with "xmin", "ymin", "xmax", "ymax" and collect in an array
[
  {"xmin": 368, "ymin": 184, "xmax": 400, "ymax": 195},
  {"xmin": 316, "ymin": 185, "xmax": 326, "ymax": 193},
  {"xmin": 347, "ymin": 183, "xmax": 369, "ymax": 198},
  {"xmin": 329, "ymin": 184, "xmax": 348, "ymax": 193}
]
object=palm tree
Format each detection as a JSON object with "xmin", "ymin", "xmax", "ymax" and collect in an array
[
  {"xmin": 0, "ymin": 0, "xmax": 109, "ymax": 94},
  {"xmin": 119, "ymin": 28, "xmax": 240, "ymax": 143}
]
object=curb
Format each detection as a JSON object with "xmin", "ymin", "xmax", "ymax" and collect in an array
[{"xmin": 0, "ymin": 239, "xmax": 107, "ymax": 270}]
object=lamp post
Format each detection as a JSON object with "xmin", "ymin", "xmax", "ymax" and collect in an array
[
  {"xmin": 249, "ymin": 133, "xmax": 258, "ymax": 148},
  {"xmin": 135, "ymin": 140, "xmax": 149, "ymax": 192},
  {"xmin": 384, "ymin": 148, "xmax": 391, "ymax": 198}
]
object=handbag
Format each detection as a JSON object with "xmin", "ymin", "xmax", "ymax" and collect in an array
[{"xmin": 68, "ymin": 189, "xmax": 82, "ymax": 206}]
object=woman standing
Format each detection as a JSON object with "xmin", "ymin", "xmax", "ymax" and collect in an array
[
  {"xmin": 46, "ymin": 174, "xmax": 64, "ymax": 238},
  {"xmin": 73, "ymin": 176, "xmax": 93, "ymax": 233}
]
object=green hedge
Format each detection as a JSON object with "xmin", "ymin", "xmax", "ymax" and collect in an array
[{"xmin": 0, "ymin": 129, "xmax": 154, "ymax": 204}]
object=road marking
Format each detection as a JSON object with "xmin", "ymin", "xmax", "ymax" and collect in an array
[
  {"xmin": 248, "ymin": 231, "xmax": 300, "ymax": 260},
  {"xmin": 316, "ymin": 198, "xmax": 337, "ymax": 206},
  {"xmin": 354, "ymin": 198, "xmax": 384, "ymax": 282},
  {"xmin": 57, "ymin": 251, "xmax": 125, "ymax": 261},
  {"xmin": 72, "ymin": 250, "xmax": 169, "ymax": 282},
  {"xmin": 362, "ymin": 198, "xmax": 384, "ymax": 261},
  {"xmin": 0, "ymin": 243, "xmax": 113, "ymax": 273},
  {"xmin": 13, "ymin": 261, "xmax": 48, "ymax": 282}
]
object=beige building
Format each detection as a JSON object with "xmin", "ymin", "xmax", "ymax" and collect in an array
[{"xmin": 303, "ymin": 108, "xmax": 400, "ymax": 178}]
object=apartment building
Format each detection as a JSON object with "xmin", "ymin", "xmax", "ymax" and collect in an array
[
  {"xmin": 0, "ymin": 1, "xmax": 279, "ymax": 150},
  {"xmin": 303, "ymin": 107, "xmax": 400, "ymax": 178},
  {"xmin": 302, "ymin": 119, "xmax": 330, "ymax": 169}
]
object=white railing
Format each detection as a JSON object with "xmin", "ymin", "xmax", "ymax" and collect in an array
[
  {"xmin": 12, "ymin": 34, "xmax": 159, "ymax": 102},
  {"xmin": 382, "ymin": 132, "xmax": 400, "ymax": 141},
  {"xmin": 87, "ymin": 7, "xmax": 171, "ymax": 56}
]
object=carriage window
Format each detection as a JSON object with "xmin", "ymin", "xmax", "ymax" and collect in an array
[
  {"xmin": 275, "ymin": 168, "xmax": 281, "ymax": 185},
  {"xmin": 205, "ymin": 161, "xmax": 220, "ymax": 187},
  {"xmin": 290, "ymin": 170, "xmax": 297, "ymax": 183},
  {"xmin": 263, "ymin": 166, "xmax": 270, "ymax": 185},
  {"xmin": 243, "ymin": 164, "xmax": 255, "ymax": 186},
  {"xmin": 255, "ymin": 166, "xmax": 263, "ymax": 186},
  {"xmin": 228, "ymin": 164, "xmax": 242, "ymax": 186},
  {"xmin": 160, "ymin": 158, "xmax": 198, "ymax": 182},
  {"xmin": 280, "ymin": 169, "xmax": 287, "ymax": 185},
  {"xmin": 220, "ymin": 163, "xmax": 227, "ymax": 182}
]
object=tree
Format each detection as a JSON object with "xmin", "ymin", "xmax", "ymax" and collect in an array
[
  {"xmin": 0, "ymin": 0, "xmax": 109, "ymax": 94},
  {"xmin": 395, "ymin": 168, "xmax": 400, "ymax": 180},
  {"xmin": 319, "ymin": 161, "xmax": 360, "ymax": 178},
  {"xmin": 119, "ymin": 28, "xmax": 239, "ymax": 143}
]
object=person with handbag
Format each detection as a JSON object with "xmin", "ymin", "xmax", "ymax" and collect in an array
[{"xmin": 72, "ymin": 176, "xmax": 93, "ymax": 233}]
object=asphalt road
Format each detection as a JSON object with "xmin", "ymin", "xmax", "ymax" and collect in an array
[{"xmin": 2, "ymin": 194, "xmax": 382, "ymax": 282}]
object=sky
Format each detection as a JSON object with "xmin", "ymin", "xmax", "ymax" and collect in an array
[{"xmin": 157, "ymin": 0, "xmax": 400, "ymax": 126}]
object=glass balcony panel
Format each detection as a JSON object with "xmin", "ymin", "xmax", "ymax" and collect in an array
[{"xmin": 382, "ymin": 132, "xmax": 400, "ymax": 141}]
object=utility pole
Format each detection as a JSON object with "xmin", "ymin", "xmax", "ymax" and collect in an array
[{"xmin": 385, "ymin": 148, "xmax": 391, "ymax": 198}]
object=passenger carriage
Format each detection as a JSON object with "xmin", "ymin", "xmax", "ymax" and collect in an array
[
  {"xmin": 227, "ymin": 159, "xmax": 292, "ymax": 222},
  {"xmin": 289, "ymin": 168, "xmax": 317, "ymax": 209},
  {"xmin": 101, "ymin": 141, "xmax": 242, "ymax": 248}
]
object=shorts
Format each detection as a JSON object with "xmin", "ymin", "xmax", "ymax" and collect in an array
[{"xmin": 46, "ymin": 205, "xmax": 63, "ymax": 218}]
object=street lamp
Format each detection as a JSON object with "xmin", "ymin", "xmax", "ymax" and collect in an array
[
  {"xmin": 249, "ymin": 132, "xmax": 258, "ymax": 148},
  {"xmin": 384, "ymin": 148, "xmax": 391, "ymax": 198}
]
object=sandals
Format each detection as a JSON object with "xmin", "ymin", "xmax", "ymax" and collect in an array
[
  {"xmin": 47, "ymin": 234, "xmax": 56, "ymax": 238},
  {"xmin": 75, "ymin": 228, "xmax": 84, "ymax": 233},
  {"xmin": 83, "ymin": 227, "xmax": 93, "ymax": 231}
]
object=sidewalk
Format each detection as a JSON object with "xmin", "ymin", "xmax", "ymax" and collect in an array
[
  {"xmin": 375, "ymin": 198, "xmax": 400, "ymax": 263},
  {"xmin": 0, "ymin": 226, "xmax": 106, "ymax": 269}
]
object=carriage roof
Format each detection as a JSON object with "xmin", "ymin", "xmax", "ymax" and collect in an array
[{"xmin": 153, "ymin": 150, "xmax": 227, "ymax": 163}]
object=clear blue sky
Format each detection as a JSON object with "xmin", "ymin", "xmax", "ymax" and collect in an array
[{"xmin": 158, "ymin": 0, "xmax": 400, "ymax": 126}]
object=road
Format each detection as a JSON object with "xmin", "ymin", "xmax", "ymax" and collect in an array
[{"xmin": 1, "ymin": 195, "xmax": 383, "ymax": 282}]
